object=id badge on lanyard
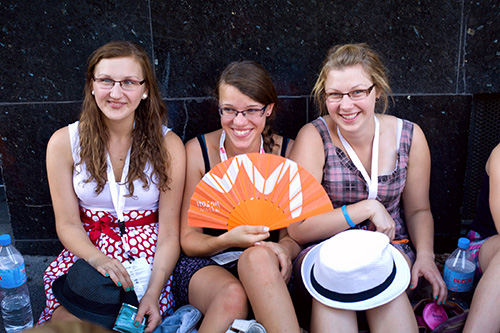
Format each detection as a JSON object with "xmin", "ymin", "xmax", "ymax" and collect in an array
[{"xmin": 107, "ymin": 148, "xmax": 133, "ymax": 257}]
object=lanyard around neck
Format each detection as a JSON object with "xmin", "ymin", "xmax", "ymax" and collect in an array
[
  {"xmin": 219, "ymin": 130, "xmax": 265, "ymax": 162},
  {"xmin": 337, "ymin": 116, "xmax": 380, "ymax": 199},
  {"xmin": 106, "ymin": 147, "xmax": 132, "ymax": 252}
]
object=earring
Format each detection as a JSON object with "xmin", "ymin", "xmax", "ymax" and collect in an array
[
  {"xmin": 91, "ymin": 90, "xmax": 95, "ymax": 96},
  {"xmin": 142, "ymin": 93, "xmax": 148, "ymax": 99}
]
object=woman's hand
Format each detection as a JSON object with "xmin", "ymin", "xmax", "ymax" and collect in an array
[
  {"xmin": 223, "ymin": 225, "xmax": 271, "ymax": 248},
  {"xmin": 87, "ymin": 254, "xmax": 133, "ymax": 291},
  {"xmin": 255, "ymin": 240, "xmax": 293, "ymax": 282},
  {"xmin": 366, "ymin": 200, "xmax": 396, "ymax": 241},
  {"xmin": 410, "ymin": 253, "xmax": 448, "ymax": 304},
  {"xmin": 134, "ymin": 293, "xmax": 161, "ymax": 333}
]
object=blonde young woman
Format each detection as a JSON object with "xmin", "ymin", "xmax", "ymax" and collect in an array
[
  {"xmin": 288, "ymin": 43, "xmax": 446, "ymax": 332},
  {"xmin": 172, "ymin": 60, "xmax": 301, "ymax": 332},
  {"xmin": 39, "ymin": 41, "xmax": 185, "ymax": 333}
]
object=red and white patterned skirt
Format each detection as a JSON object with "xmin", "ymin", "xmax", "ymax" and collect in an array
[{"xmin": 37, "ymin": 208, "xmax": 174, "ymax": 325}]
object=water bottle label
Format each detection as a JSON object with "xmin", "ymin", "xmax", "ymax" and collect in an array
[
  {"xmin": 443, "ymin": 266, "xmax": 474, "ymax": 292},
  {"xmin": 0, "ymin": 262, "xmax": 27, "ymax": 289}
]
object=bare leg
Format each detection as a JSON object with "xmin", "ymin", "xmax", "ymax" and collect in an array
[
  {"xmin": 189, "ymin": 266, "xmax": 248, "ymax": 333},
  {"xmin": 366, "ymin": 293, "xmax": 417, "ymax": 333},
  {"xmin": 51, "ymin": 305, "xmax": 82, "ymax": 322},
  {"xmin": 464, "ymin": 235, "xmax": 500, "ymax": 333},
  {"xmin": 238, "ymin": 245, "xmax": 300, "ymax": 333},
  {"xmin": 310, "ymin": 299, "xmax": 357, "ymax": 333}
]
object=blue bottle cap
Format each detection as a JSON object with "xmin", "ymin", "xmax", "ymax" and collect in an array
[
  {"xmin": 0, "ymin": 234, "xmax": 12, "ymax": 246},
  {"xmin": 458, "ymin": 237, "xmax": 470, "ymax": 249}
]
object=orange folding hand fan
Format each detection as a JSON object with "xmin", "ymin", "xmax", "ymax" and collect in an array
[{"xmin": 188, "ymin": 153, "xmax": 333, "ymax": 230}]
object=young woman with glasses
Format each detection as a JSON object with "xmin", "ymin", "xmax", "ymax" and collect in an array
[
  {"xmin": 172, "ymin": 60, "xmax": 301, "ymax": 332},
  {"xmin": 38, "ymin": 41, "xmax": 185, "ymax": 332},
  {"xmin": 287, "ymin": 43, "xmax": 447, "ymax": 332}
]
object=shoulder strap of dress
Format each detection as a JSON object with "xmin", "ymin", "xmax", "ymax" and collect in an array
[
  {"xmin": 197, "ymin": 134, "xmax": 211, "ymax": 174},
  {"xmin": 311, "ymin": 117, "xmax": 332, "ymax": 145},
  {"xmin": 162, "ymin": 125, "xmax": 171, "ymax": 136},
  {"xmin": 396, "ymin": 118, "xmax": 403, "ymax": 153},
  {"xmin": 280, "ymin": 137, "xmax": 290, "ymax": 157},
  {"xmin": 68, "ymin": 121, "xmax": 80, "ymax": 164}
]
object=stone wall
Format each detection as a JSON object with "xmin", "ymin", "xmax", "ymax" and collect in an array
[{"xmin": 0, "ymin": 1, "xmax": 499, "ymax": 255}]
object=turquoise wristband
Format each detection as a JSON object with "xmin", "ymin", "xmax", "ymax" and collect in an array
[{"xmin": 341, "ymin": 205, "xmax": 355, "ymax": 228}]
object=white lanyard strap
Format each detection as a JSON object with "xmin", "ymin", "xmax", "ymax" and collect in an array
[
  {"xmin": 219, "ymin": 130, "xmax": 265, "ymax": 162},
  {"xmin": 337, "ymin": 116, "xmax": 379, "ymax": 199},
  {"xmin": 106, "ymin": 147, "xmax": 132, "ymax": 252}
]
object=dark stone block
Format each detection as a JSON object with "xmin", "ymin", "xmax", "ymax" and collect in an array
[
  {"xmin": 151, "ymin": 0, "xmax": 463, "ymax": 97},
  {"xmin": 272, "ymin": 97, "xmax": 308, "ymax": 141},
  {"xmin": 0, "ymin": 103, "xmax": 81, "ymax": 243},
  {"xmin": 166, "ymin": 98, "xmax": 220, "ymax": 142},
  {"xmin": 465, "ymin": 1, "xmax": 500, "ymax": 93},
  {"xmin": 391, "ymin": 95, "xmax": 473, "ymax": 237},
  {"xmin": 1, "ymin": 1, "xmax": 152, "ymax": 102}
]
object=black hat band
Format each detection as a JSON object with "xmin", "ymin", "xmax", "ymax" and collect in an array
[{"xmin": 310, "ymin": 261, "xmax": 397, "ymax": 303}]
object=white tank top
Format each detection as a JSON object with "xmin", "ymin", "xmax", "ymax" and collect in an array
[{"xmin": 69, "ymin": 121, "xmax": 169, "ymax": 214}]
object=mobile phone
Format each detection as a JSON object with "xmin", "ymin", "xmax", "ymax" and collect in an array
[{"xmin": 113, "ymin": 303, "xmax": 146, "ymax": 333}]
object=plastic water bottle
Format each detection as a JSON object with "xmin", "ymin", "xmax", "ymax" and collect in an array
[
  {"xmin": 0, "ymin": 234, "xmax": 33, "ymax": 332},
  {"xmin": 443, "ymin": 237, "xmax": 475, "ymax": 306}
]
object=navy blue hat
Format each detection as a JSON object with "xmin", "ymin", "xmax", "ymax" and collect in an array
[{"xmin": 52, "ymin": 259, "xmax": 139, "ymax": 329}]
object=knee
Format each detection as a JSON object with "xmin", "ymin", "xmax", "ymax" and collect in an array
[
  {"xmin": 239, "ymin": 246, "xmax": 276, "ymax": 271},
  {"xmin": 214, "ymin": 280, "xmax": 248, "ymax": 315},
  {"xmin": 238, "ymin": 246, "xmax": 280, "ymax": 285}
]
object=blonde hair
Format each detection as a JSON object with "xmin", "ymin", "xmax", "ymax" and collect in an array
[{"xmin": 312, "ymin": 43, "xmax": 393, "ymax": 116}]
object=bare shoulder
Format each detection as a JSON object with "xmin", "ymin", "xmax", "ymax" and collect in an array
[
  {"xmin": 185, "ymin": 129, "xmax": 221, "ymax": 157},
  {"xmin": 163, "ymin": 130, "xmax": 184, "ymax": 150},
  {"xmin": 294, "ymin": 122, "xmax": 322, "ymax": 145},
  {"xmin": 289, "ymin": 122, "xmax": 325, "ymax": 177},
  {"xmin": 487, "ymin": 143, "xmax": 500, "ymax": 173},
  {"xmin": 47, "ymin": 126, "xmax": 72, "ymax": 159},
  {"xmin": 48, "ymin": 126, "xmax": 70, "ymax": 147}
]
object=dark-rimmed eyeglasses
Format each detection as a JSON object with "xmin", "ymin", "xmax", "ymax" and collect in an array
[
  {"xmin": 93, "ymin": 77, "xmax": 145, "ymax": 91},
  {"xmin": 325, "ymin": 84, "xmax": 375, "ymax": 103},
  {"xmin": 218, "ymin": 105, "xmax": 268, "ymax": 118}
]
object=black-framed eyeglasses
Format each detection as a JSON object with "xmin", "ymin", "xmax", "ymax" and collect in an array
[
  {"xmin": 93, "ymin": 77, "xmax": 146, "ymax": 91},
  {"xmin": 218, "ymin": 105, "xmax": 268, "ymax": 118},
  {"xmin": 325, "ymin": 84, "xmax": 376, "ymax": 103}
]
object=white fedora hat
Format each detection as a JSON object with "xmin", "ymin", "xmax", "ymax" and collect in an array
[{"xmin": 301, "ymin": 229, "xmax": 410, "ymax": 311}]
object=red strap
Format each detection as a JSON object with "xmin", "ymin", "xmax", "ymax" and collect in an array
[{"xmin": 81, "ymin": 211, "xmax": 158, "ymax": 244}]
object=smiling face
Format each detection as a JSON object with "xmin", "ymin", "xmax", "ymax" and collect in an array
[
  {"xmin": 218, "ymin": 83, "xmax": 273, "ymax": 155},
  {"xmin": 324, "ymin": 64, "xmax": 379, "ymax": 134},
  {"xmin": 92, "ymin": 57, "xmax": 148, "ymax": 125}
]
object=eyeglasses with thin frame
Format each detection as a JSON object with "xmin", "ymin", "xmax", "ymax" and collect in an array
[
  {"xmin": 325, "ymin": 84, "xmax": 376, "ymax": 103},
  {"xmin": 218, "ymin": 105, "xmax": 268, "ymax": 118},
  {"xmin": 93, "ymin": 77, "xmax": 146, "ymax": 91}
]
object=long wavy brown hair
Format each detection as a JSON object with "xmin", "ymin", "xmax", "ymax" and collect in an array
[
  {"xmin": 215, "ymin": 60, "xmax": 278, "ymax": 153},
  {"xmin": 78, "ymin": 41, "xmax": 170, "ymax": 196},
  {"xmin": 312, "ymin": 43, "xmax": 393, "ymax": 116}
]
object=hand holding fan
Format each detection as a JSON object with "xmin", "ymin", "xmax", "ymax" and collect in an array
[{"xmin": 188, "ymin": 153, "xmax": 333, "ymax": 230}]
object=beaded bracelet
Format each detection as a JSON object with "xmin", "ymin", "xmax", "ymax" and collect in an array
[{"xmin": 341, "ymin": 205, "xmax": 355, "ymax": 228}]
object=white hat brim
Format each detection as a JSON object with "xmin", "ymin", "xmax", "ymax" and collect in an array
[{"xmin": 301, "ymin": 237, "xmax": 411, "ymax": 311}]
